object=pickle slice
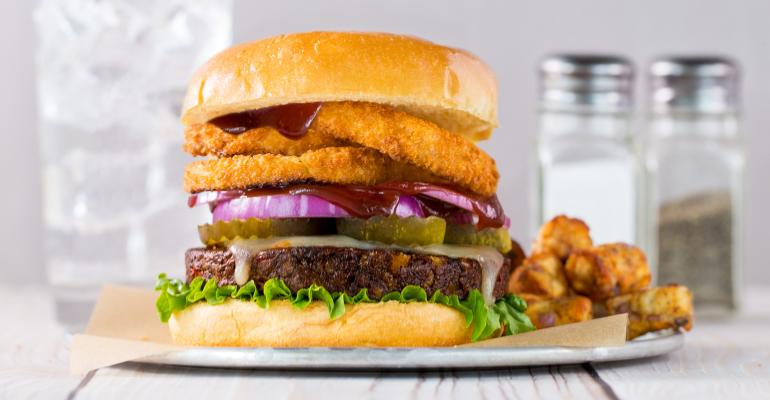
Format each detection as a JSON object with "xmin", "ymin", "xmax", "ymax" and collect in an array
[
  {"xmin": 336, "ymin": 216, "xmax": 446, "ymax": 246},
  {"xmin": 444, "ymin": 224, "xmax": 512, "ymax": 254},
  {"xmin": 199, "ymin": 218, "xmax": 332, "ymax": 245}
]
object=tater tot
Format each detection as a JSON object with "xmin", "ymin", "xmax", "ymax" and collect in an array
[
  {"xmin": 524, "ymin": 295, "xmax": 593, "ymax": 329},
  {"xmin": 532, "ymin": 215, "xmax": 593, "ymax": 261},
  {"xmin": 565, "ymin": 243, "xmax": 652, "ymax": 300},
  {"xmin": 606, "ymin": 284, "xmax": 694, "ymax": 339},
  {"xmin": 508, "ymin": 252, "xmax": 568, "ymax": 299}
]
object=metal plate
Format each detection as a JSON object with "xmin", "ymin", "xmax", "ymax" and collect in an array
[{"xmin": 135, "ymin": 330, "xmax": 683, "ymax": 370}]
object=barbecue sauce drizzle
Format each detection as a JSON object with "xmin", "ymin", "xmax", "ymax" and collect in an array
[{"xmin": 209, "ymin": 103, "xmax": 323, "ymax": 138}]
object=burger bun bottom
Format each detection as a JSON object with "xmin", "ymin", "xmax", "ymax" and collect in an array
[{"xmin": 169, "ymin": 299, "xmax": 473, "ymax": 347}]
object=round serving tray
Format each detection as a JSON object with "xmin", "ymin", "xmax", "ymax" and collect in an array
[{"xmin": 135, "ymin": 330, "xmax": 683, "ymax": 370}]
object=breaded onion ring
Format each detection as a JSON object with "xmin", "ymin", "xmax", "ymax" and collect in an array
[
  {"xmin": 183, "ymin": 122, "xmax": 349, "ymax": 157},
  {"xmin": 183, "ymin": 102, "xmax": 499, "ymax": 196},
  {"xmin": 183, "ymin": 147, "xmax": 446, "ymax": 193}
]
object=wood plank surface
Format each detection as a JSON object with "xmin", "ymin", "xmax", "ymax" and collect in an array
[
  {"xmin": 0, "ymin": 284, "xmax": 80, "ymax": 399},
  {"xmin": 1, "ymin": 285, "xmax": 768, "ymax": 400},
  {"xmin": 593, "ymin": 295, "xmax": 770, "ymax": 399}
]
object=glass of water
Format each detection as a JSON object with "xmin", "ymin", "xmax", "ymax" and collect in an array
[{"xmin": 34, "ymin": 0, "xmax": 232, "ymax": 330}]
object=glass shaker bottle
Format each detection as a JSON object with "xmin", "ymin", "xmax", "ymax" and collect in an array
[
  {"xmin": 644, "ymin": 57, "xmax": 743, "ymax": 315},
  {"xmin": 535, "ymin": 55, "xmax": 639, "ymax": 245}
]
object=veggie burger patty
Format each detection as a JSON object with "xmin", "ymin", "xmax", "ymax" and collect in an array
[{"xmin": 185, "ymin": 246, "xmax": 514, "ymax": 300}]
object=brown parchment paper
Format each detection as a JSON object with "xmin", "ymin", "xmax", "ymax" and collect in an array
[{"xmin": 69, "ymin": 285, "xmax": 628, "ymax": 374}]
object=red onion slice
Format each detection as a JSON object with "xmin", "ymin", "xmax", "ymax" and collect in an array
[
  {"xmin": 392, "ymin": 195, "xmax": 426, "ymax": 218},
  {"xmin": 191, "ymin": 182, "xmax": 507, "ymax": 228},
  {"xmin": 213, "ymin": 195, "xmax": 349, "ymax": 221},
  {"xmin": 212, "ymin": 194, "xmax": 426, "ymax": 222},
  {"xmin": 418, "ymin": 188, "xmax": 501, "ymax": 224}
]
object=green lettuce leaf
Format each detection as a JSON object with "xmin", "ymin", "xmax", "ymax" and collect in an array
[{"xmin": 154, "ymin": 273, "xmax": 535, "ymax": 341}]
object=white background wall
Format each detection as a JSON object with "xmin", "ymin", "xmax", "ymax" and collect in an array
[{"xmin": 1, "ymin": 0, "xmax": 768, "ymax": 284}]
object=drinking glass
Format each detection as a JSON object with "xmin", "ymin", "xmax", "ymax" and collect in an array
[{"xmin": 34, "ymin": 0, "xmax": 232, "ymax": 330}]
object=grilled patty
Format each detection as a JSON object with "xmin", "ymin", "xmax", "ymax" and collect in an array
[{"xmin": 185, "ymin": 246, "xmax": 513, "ymax": 300}]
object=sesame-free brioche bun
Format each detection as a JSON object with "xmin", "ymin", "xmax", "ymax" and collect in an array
[
  {"xmin": 168, "ymin": 299, "xmax": 473, "ymax": 347},
  {"xmin": 181, "ymin": 31, "xmax": 498, "ymax": 141}
]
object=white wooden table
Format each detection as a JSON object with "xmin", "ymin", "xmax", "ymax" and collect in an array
[{"xmin": 2, "ymin": 285, "xmax": 769, "ymax": 400}]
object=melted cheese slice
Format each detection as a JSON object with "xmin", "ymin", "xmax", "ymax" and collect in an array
[{"xmin": 227, "ymin": 235, "xmax": 504, "ymax": 305}]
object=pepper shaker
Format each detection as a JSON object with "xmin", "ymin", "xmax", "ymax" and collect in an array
[{"xmin": 643, "ymin": 56, "xmax": 744, "ymax": 315}]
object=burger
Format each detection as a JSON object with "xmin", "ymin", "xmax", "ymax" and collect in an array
[{"xmin": 155, "ymin": 31, "xmax": 534, "ymax": 347}]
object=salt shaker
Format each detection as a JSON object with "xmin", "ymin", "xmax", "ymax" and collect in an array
[
  {"xmin": 643, "ymin": 57, "xmax": 744, "ymax": 315},
  {"xmin": 535, "ymin": 55, "xmax": 639, "ymax": 245}
]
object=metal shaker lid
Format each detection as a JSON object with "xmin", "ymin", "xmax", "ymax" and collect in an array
[
  {"xmin": 539, "ymin": 54, "xmax": 634, "ymax": 112},
  {"xmin": 649, "ymin": 56, "xmax": 740, "ymax": 113}
]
